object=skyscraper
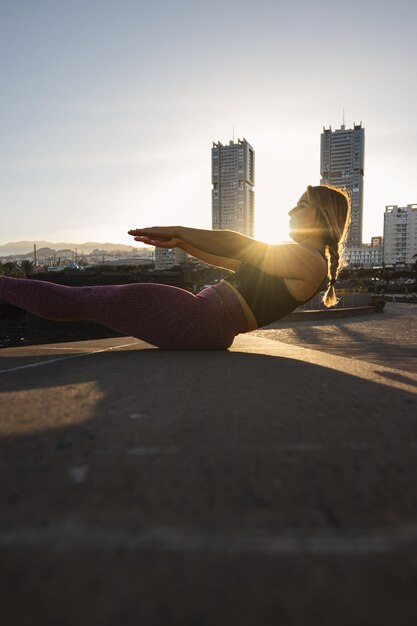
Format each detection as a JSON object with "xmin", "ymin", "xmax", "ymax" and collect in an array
[
  {"xmin": 212, "ymin": 138, "xmax": 254, "ymax": 237},
  {"xmin": 320, "ymin": 123, "xmax": 365, "ymax": 246}
]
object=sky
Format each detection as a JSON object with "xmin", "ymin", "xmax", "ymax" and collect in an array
[{"xmin": 1, "ymin": 0, "xmax": 416, "ymax": 247}]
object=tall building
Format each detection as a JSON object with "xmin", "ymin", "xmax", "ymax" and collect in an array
[
  {"xmin": 383, "ymin": 204, "xmax": 417, "ymax": 265},
  {"xmin": 320, "ymin": 123, "xmax": 365, "ymax": 246},
  {"xmin": 212, "ymin": 138, "xmax": 254, "ymax": 237}
]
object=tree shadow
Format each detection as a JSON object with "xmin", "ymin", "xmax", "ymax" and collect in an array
[{"xmin": 260, "ymin": 316, "xmax": 417, "ymax": 373}]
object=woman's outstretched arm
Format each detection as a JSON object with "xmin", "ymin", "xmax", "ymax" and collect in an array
[
  {"xmin": 128, "ymin": 225, "xmax": 322, "ymax": 281},
  {"xmin": 129, "ymin": 226, "xmax": 255, "ymax": 258},
  {"xmin": 128, "ymin": 226, "xmax": 243, "ymax": 270},
  {"xmin": 175, "ymin": 243, "xmax": 241, "ymax": 271}
]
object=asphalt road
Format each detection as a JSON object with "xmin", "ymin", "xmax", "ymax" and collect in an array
[{"xmin": 0, "ymin": 304, "xmax": 417, "ymax": 625}]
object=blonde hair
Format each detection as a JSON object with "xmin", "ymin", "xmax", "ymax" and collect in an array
[{"xmin": 306, "ymin": 184, "xmax": 351, "ymax": 307}]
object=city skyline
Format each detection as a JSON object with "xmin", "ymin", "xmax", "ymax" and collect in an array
[{"xmin": 1, "ymin": 0, "xmax": 416, "ymax": 246}]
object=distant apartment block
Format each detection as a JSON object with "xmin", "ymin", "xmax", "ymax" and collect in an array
[
  {"xmin": 321, "ymin": 123, "xmax": 365, "ymax": 247},
  {"xmin": 371, "ymin": 236, "xmax": 383, "ymax": 248},
  {"xmin": 154, "ymin": 247, "xmax": 188, "ymax": 270},
  {"xmin": 212, "ymin": 138, "xmax": 254, "ymax": 237},
  {"xmin": 384, "ymin": 204, "xmax": 417, "ymax": 265},
  {"xmin": 345, "ymin": 244, "xmax": 383, "ymax": 268}
]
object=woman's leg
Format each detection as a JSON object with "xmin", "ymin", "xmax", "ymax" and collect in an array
[{"xmin": 0, "ymin": 277, "xmax": 237, "ymax": 350}]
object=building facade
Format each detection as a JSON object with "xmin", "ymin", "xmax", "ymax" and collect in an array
[
  {"xmin": 383, "ymin": 204, "xmax": 417, "ymax": 265},
  {"xmin": 154, "ymin": 247, "xmax": 188, "ymax": 270},
  {"xmin": 212, "ymin": 138, "xmax": 254, "ymax": 237},
  {"xmin": 345, "ymin": 244, "xmax": 384, "ymax": 268},
  {"xmin": 371, "ymin": 236, "xmax": 383, "ymax": 248},
  {"xmin": 320, "ymin": 123, "xmax": 365, "ymax": 247}
]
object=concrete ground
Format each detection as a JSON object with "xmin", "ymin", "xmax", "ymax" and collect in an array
[
  {"xmin": 0, "ymin": 304, "xmax": 417, "ymax": 625},
  {"xmin": 255, "ymin": 302, "xmax": 417, "ymax": 372}
]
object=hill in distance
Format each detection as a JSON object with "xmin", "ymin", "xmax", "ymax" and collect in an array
[{"xmin": 0, "ymin": 241, "xmax": 141, "ymax": 257}]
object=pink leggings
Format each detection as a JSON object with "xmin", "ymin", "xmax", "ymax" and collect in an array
[{"xmin": 0, "ymin": 277, "xmax": 249, "ymax": 350}]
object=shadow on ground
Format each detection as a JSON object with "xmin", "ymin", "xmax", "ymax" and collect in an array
[
  {"xmin": 256, "ymin": 306, "xmax": 417, "ymax": 373},
  {"xmin": 1, "ymin": 344, "xmax": 417, "ymax": 625}
]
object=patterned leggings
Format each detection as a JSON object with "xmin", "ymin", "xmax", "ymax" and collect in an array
[{"xmin": 0, "ymin": 277, "xmax": 249, "ymax": 350}]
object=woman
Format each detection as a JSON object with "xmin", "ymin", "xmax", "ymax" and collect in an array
[{"xmin": 0, "ymin": 185, "xmax": 350, "ymax": 350}]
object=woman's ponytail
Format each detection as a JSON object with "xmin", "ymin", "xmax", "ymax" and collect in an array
[
  {"xmin": 307, "ymin": 185, "xmax": 351, "ymax": 309},
  {"xmin": 322, "ymin": 242, "xmax": 340, "ymax": 307}
]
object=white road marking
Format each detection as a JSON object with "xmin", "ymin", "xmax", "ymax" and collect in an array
[
  {"xmin": 127, "ymin": 446, "xmax": 178, "ymax": 456},
  {"xmin": 1, "ymin": 524, "xmax": 417, "ymax": 555},
  {"xmin": 344, "ymin": 443, "xmax": 380, "ymax": 451},
  {"xmin": 0, "ymin": 342, "xmax": 139, "ymax": 375},
  {"xmin": 273, "ymin": 444, "xmax": 323, "ymax": 451},
  {"xmin": 68, "ymin": 466, "xmax": 89, "ymax": 483}
]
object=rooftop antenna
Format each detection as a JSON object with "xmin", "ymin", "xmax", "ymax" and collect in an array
[
  {"xmin": 342, "ymin": 107, "xmax": 345, "ymax": 129},
  {"xmin": 232, "ymin": 124, "xmax": 235, "ymax": 143}
]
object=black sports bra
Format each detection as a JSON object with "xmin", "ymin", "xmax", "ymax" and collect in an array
[{"xmin": 224, "ymin": 261, "xmax": 326, "ymax": 327}]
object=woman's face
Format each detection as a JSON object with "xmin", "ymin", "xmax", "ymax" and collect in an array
[{"xmin": 288, "ymin": 192, "xmax": 319, "ymax": 242}]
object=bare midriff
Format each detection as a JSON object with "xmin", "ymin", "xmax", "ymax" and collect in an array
[{"xmin": 220, "ymin": 280, "xmax": 258, "ymax": 332}]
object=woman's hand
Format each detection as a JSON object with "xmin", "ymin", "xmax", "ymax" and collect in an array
[{"xmin": 128, "ymin": 226, "xmax": 183, "ymax": 249}]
